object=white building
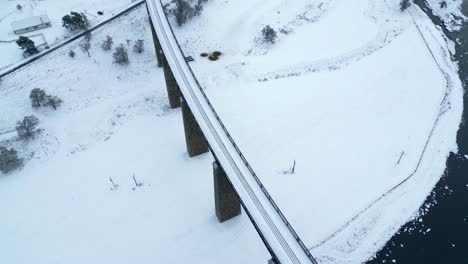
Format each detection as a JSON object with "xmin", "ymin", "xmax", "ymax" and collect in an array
[{"xmin": 11, "ymin": 15, "xmax": 51, "ymax": 35}]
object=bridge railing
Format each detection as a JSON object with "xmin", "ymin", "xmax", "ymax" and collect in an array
[{"xmin": 157, "ymin": 2, "xmax": 317, "ymax": 262}]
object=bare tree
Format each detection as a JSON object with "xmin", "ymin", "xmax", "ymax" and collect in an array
[
  {"xmin": 16, "ymin": 116, "xmax": 39, "ymax": 139},
  {"xmin": 0, "ymin": 147, "xmax": 23, "ymax": 174},
  {"xmin": 80, "ymin": 32, "xmax": 92, "ymax": 57}
]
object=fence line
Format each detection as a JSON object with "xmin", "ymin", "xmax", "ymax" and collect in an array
[{"xmin": 0, "ymin": 0, "xmax": 145, "ymax": 79}]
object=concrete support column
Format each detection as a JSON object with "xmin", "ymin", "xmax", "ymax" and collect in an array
[
  {"xmin": 162, "ymin": 54, "xmax": 182, "ymax": 108},
  {"xmin": 268, "ymin": 258, "xmax": 279, "ymax": 264},
  {"xmin": 148, "ymin": 15, "xmax": 163, "ymax": 67},
  {"xmin": 213, "ymin": 161, "xmax": 241, "ymax": 223},
  {"xmin": 181, "ymin": 97, "xmax": 209, "ymax": 157}
]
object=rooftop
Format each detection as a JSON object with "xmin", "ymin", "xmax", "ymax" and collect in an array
[{"xmin": 11, "ymin": 15, "xmax": 51, "ymax": 31}]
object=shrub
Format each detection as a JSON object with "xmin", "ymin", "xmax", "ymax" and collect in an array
[
  {"xmin": 16, "ymin": 36, "xmax": 39, "ymax": 56},
  {"xmin": 113, "ymin": 44, "xmax": 129, "ymax": 65},
  {"xmin": 30, "ymin": 89, "xmax": 63, "ymax": 110},
  {"xmin": 400, "ymin": 0, "xmax": 411, "ymax": 11},
  {"xmin": 133, "ymin": 39, "xmax": 144, "ymax": 53},
  {"xmin": 69, "ymin": 49, "xmax": 75, "ymax": 58},
  {"xmin": 45, "ymin": 96, "xmax": 63, "ymax": 110},
  {"xmin": 0, "ymin": 147, "xmax": 23, "ymax": 174},
  {"xmin": 16, "ymin": 116, "xmax": 39, "ymax": 139},
  {"xmin": 262, "ymin": 25, "xmax": 277, "ymax": 43},
  {"xmin": 101, "ymin": 36, "xmax": 113, "ymax": 51}
]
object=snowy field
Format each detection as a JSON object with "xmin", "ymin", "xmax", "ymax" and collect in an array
[
  {"xmin": 0, "ymin": 6, "xmax": 270, "ymax": 264},
  {"xmin": 171, "ymin": 0, "xmax": 464, "ymax": 263},
  {"xmin": 0, "ymin": 0, "xmax": 139, "ymax": 70},
  {"xmin": 0, "ymin": 0, "xmax": 465, "ymax": 264}
]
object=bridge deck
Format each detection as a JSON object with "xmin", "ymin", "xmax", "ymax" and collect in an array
[{"xmin": 146, "ymin": 1, "xmax": 317, "ymax": 263}]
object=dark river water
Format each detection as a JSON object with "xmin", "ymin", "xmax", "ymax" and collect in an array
[{"xmin": 368, "ymin": 1, "xmax": 468, "ymax": 264}]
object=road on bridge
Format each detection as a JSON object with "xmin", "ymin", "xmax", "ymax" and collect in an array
[{"xmin": 146, "ymin": 0, "xmax": 318, "ymax": 263}]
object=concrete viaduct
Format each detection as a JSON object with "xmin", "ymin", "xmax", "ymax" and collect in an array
[{"xmin": 146, "ymin": 1, "xmax": 318, "ymax": 263}]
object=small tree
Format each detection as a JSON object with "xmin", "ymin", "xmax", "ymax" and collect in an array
[
  {"xmin": 69, "ymin": 49, "xmax": 75, "ymax": 58},
  {"xmin": 16, "ymin": 4, "xmax": 22, "ymax": 11},
  {"xmin": 0, "ymin": 147, "xmax": 23, "ymax": 174},
  {"xmin": 45, "ymin": 96, "xmax": 63, "ymax": 110},
  {"xmin": 194, "ymin": 0, "xmax": 208, "ymax": 15},
  {"xmin": 16, "ymin": 116, "xmax": 39, "ymax": 139},
  {"xmin": 113, "ymin": 44, "xmax": 129, "ymax": 65},
  {"xmin": 62, "ymin": 12, "xmax": 90, "ymax": 31},
  {"xmin": 400, "ymin": 0, "xmax": 411, "ymax": 11},
  {"xmin": 30, "ymin": 88, "xmax": 47, "ymax": 108},
  {"xmin": 80, "ymin": 32, "xmax": 92, "ymax": 57},
  {"xmin": 133, "ymin": 39, "xmax": 144, "ymax": 53},
  {"xmin": 262, "ymin": 25, "xmax": 277, "ymax": 43},
  {"xmin": 16, "ymin": 36, "xmax": 39, "ymax": 56},
  {"xmin": 101, "ymin": 36, "xmax": 113, "ymax": 51}
]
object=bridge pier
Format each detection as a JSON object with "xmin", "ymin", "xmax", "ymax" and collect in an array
[
  {"xmin": 267, "ymin": 258, "xmax": 279, "ymax": 264},
  {"xmin": 181, "ymin": 97, "xmax": 209, "ymax": 157},
  {"xmin": 162, "ymin": 54, "xmax": 182, "ymax": 108},
  {"xmin": 147, "ymin": 5, "xmax": 181, "ymax": 108},
  {"xmin": 147, "ymin": 8, "xmax": 163, "ymax": 67},
  {"xmin": 213, "ymin": 161, "xmax": 241, "ymax": 223}
]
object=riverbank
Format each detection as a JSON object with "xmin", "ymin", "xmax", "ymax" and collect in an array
[
  {"xmin": 463, "ymin": 0, "xmax": 468, "ymax": 16},
  {"xmin": 369, "ymin": 1, "xmax": 468, "ymax": 262}
]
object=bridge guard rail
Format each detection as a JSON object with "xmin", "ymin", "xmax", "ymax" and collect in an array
[{"xmin": 147, "ymin": 1, "xmax": 317, "ymax": 263}]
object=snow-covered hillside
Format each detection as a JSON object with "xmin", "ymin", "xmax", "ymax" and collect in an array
[
  {"xmin": 0, "ymin": 6, "xmax": 269, "ymax": 264},
  {"xmin": 0, "ymin": 0, "xmax": 139, "ymax": 70},
  {"xmin": 171, "ymin": 0, "xmax": 464, "ymax": 262}
]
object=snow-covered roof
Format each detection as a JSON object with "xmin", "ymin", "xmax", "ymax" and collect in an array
[{"xmin": 11, "ymin": 15, "xmax": 51, "ymax": 31}]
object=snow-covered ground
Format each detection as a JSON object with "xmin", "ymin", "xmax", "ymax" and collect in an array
[
  {"xmin": 426, "ymin": 0, "xmax": 466, "ymax": 31},
  {"xmin": 0, "ymin": 6, "xmax": 269, "ymax": 264},
  {"xmin": 171, "ymin": 0, "xmax": 464, "ymax": 262},
  {"xmin": 0, "ymin": 0, "xmax": 140, "ymax": 70},
  {"xmin": 0, "ymin": 0, "xmax": 464, "ymax": 263}
]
